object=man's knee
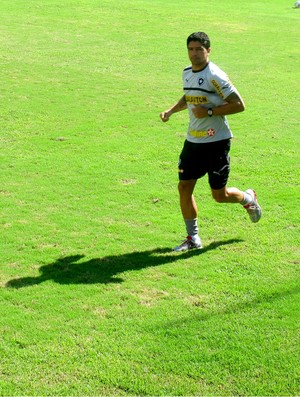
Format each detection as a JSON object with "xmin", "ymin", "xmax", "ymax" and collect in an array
[
  {"xmin": 178, "ymin": 180, "xmax": 196, "ymax": 196},
  {"xmin": 211, "ymin": 187, "xmax": 227, "ymax": 203},
  {"xmin": 178, "ymin": 181, "xmax": 186, "ymax": 195}
]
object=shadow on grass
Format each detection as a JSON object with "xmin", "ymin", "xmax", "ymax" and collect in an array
[{"xmin": 6, "ymin": 239, "xmax": 243, "ymax": 288}]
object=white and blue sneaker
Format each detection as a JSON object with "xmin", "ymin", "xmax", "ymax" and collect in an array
[
  {"xmin": 243, "ymin": 189, "xmax": 262, "ymax": 223},
  {"xmin": 173, "ymin": 235, "xmax": 202, "ymax": 252}
]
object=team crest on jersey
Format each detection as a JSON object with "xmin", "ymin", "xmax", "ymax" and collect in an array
[
  {"xmin": 207, "ymin": 128, "xmax": 216, "ymax": 137},
  {"xmin": 198, "ymin": 78, "xmax": 204, "ymax": 86}
]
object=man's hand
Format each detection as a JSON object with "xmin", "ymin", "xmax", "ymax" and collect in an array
[
  {"xmin": 192, "ymin": 106, "xmax": 208, "ymax": 119},
  {"xmin": 160, "ymin": 110, "xmax": 171, "ymax": 122},
  {"xmin": 160, "ymin": 96, "xmax": 188, "ymax": 122}
]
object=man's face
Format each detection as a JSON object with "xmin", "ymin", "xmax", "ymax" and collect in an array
[{"xmin": 187, "ymin": 41, "xmax": 211, "ymax": 70}]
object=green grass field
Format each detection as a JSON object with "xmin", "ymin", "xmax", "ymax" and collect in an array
[{"xmin": 1, "ymin": 0, "xmax": 299, "ymax": 395}]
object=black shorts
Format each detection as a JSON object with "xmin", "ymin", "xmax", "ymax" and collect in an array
[{"xmin": 178, "ymin": 139, "xmax": 231, "ymax": 189}]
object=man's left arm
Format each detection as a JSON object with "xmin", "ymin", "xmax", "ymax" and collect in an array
[
  {"xmin": 192, "ymin": 92, "xmax": 245, "ymax": 118},
  {"xmin": 210, "ymin": 92, "xmax": 245, "ymax": 116}
]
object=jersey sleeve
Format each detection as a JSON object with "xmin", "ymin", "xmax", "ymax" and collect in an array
[{"xmin": 208, "ymin": 67, "xmax": 237, "ymax": 100}]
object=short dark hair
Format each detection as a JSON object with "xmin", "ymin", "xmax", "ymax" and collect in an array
[{"xmin": 187, "ymin": 32, "xmax": 210, "ymax": 49}]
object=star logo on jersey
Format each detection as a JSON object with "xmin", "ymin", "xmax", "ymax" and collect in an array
[
  {"xmin": 207, "ymin": 128, "xmax": 216, "ymax": 137},
  {"xmin": 198, "ymin": 78, "xmax": 204, "ymax": 86}
]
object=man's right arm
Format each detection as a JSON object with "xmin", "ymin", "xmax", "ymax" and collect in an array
[{"xmin": 160, "ymin": 95, "xmax": 187, "ymax": 122}]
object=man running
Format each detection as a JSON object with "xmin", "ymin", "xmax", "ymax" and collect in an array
[{"xmin": 160, "ymin": 32, "xmax": 262, "ymax": 252}]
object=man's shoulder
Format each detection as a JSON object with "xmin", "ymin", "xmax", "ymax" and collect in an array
[{"xmin": 207, "ymin": 61, "xmax": 227, "ymax": 77}]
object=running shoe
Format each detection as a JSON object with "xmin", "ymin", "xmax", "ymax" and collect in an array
[
  {"xmin": 243, "ymin": 189, "xmax": 262, "ymax": 223},
  {"xmin": 173, "ymin": 235, "xmax": 202, "ymax": 252}
]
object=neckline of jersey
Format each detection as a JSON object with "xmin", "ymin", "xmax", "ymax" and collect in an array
[{"xmin": 192, "ymin": 62, "xmax": 210, "ymax": 73}]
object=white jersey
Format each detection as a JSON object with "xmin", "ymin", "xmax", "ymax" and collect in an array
[{"xmin": 183, "ymin": 61, "xmax": 239, "ymax": 143}]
